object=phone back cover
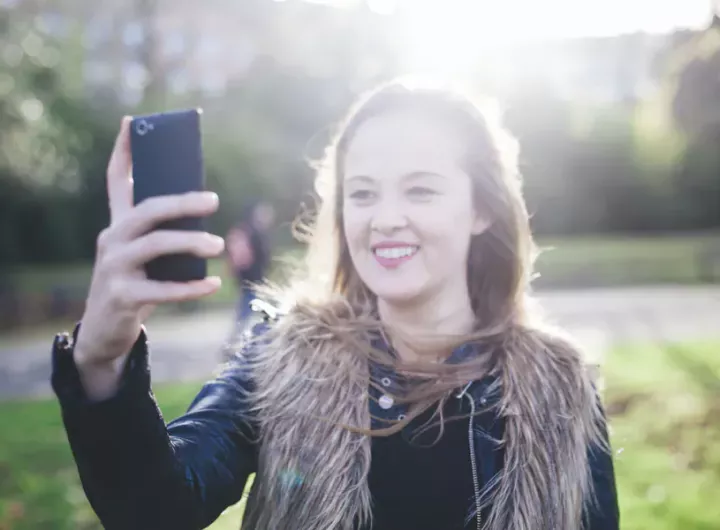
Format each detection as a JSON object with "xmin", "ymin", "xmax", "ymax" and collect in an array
[{"xmin": 130, "ymin": 109, "xmax": 207, "ymax": 282}]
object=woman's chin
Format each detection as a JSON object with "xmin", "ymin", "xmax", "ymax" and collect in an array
[
  {"xmin": 370, "ymin": 284, "xmax": 427, "ymax": 308},
  {"xmin": 359, "ymin": 267, "xmax": 433, "ymax": 307}
]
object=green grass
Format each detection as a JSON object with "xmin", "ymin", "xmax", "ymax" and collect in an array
[
  {"xmin": 534, "ymin": 232, "xmax": 720, "ymax": 287},
  {"xmin": 1, "ymin": 339, "xmax": 720, "ymax": 528},
  {"xmin": 0, "ymin": 381, "xmax": 249, "ymax": 529},
  {"xmin": 603, "ymin": 340, "xmax": 720, "ymax": 529}
]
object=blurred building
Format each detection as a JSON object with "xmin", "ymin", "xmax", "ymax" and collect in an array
[
  {"xmin": 22, "ymin": 0, "xmax": 391, "ymax": 105},
  {"xmin": 15, "ymin": 0, "xmax": 714, "ymax": 106}
]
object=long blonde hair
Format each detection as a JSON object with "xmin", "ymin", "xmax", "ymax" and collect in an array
[{"xmin": 267, "ymin": 79, "xmax": 543, "ymax": 425}]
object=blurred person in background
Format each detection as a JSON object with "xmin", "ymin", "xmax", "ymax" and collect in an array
[
  {"xmin": 225, "ymin": 201, "xmax": 275, "ymax": 329},
  {"xmin": 49, "ymin": 79, "xmax": 619, "ymax": 530}
]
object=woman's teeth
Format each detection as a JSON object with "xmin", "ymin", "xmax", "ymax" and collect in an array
[{"xmin": 374, "ymin": 246, "xmax": 418, "ymax": 259}]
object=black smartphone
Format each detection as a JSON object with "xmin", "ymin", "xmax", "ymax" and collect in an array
[{"xmin": 130, "ymin": 108, "xmax": 207, "ymax": 283}]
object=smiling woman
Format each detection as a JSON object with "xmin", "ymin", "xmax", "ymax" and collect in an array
[
  {"xmin": 50, "ymin": 78, "xmax": 618, "ymax": 530},
  {"xmin": 342, "ymin": 110, "xmax": 490, "ymax": 312}
]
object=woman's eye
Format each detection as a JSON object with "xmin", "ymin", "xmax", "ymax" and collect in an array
[
  {"xmin": 407, "ymin": 186, "xmax": 438, "ymax": 198},
  {"xmin": 349, "ymin": 189, "xmax": 376, "ymax": 201}
]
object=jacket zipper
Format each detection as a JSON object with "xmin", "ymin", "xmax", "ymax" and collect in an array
[{"xmin": 458, "ymin": 382, "xmax": 482, "ymax": 530}]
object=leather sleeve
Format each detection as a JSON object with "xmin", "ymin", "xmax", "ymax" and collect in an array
[
  {"xmin": 585, "ymin": 395, "xmax": 620, "ymax": 530},
  {"xmin": 51, "ymin": 325, "xmax": 259, "ymax": 530}
]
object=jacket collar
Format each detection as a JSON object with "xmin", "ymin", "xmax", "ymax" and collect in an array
[{"xmin": 368, "ymin": 334, "xmax": 499, "ymax": 406}]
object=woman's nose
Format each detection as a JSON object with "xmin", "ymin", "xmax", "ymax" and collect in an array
[{"xmin": 370, "ymin": 199, "xmax": 408, "ymax": 234}]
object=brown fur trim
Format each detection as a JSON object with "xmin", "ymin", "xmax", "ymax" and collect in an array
[
  {"xmin": 240, "ymin": 302, "xmax": 606, "ymax": 530},
  {"xmin": 241, "ymin": 300, "xmax": 373, "ymax": 530},
  {"xmin": 480, "ymin": 327, "xmax": 606, "ymax": 529}
]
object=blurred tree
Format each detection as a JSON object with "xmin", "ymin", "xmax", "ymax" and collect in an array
[
  {"xmin": 0, "ymin": 7, "xmax": 81, "ymax": 192},
  {"xmin": 134, "ymin": 0, "xmax": 165, "ymax": 106},
  {"xmin": 1, "ymin": 0, "xmax": 717, "ymax": 271},
  {"xmin": 670, "ymin": 18, "xmax": 720, "ymax": 138},
  {"xmin": 504, "ymin": 86, "xmax": 578, "ymax": 234},
  {"xmin": 668, "ymin": 15, "xmax": 720, "ymax": 228},
  {"xmin": 0, "ymin": 3, "xmax": 118, "ymax": 266},
  {"xmin": 133, "ymin": 0, "xmax": 195, "ymax": 110}
]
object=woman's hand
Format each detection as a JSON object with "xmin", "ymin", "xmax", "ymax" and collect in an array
[{"xmin": 73, "ymin": 117, "xmax": 225, "ymax": 398}]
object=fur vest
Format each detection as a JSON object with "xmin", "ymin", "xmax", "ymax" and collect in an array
[{"xmin": 239, "ymin": 303, "xmax": 605, "ymax": 530}]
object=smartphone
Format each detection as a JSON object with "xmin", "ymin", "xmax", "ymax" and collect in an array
[{"xmin": 130, "ymin": 109, "xmax": 207, "ymax": 283}]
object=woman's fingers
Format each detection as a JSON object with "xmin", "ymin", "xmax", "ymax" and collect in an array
[
  {"xmin": 129, "ymin": 276, "xmax": 222, "ymax": 306},
  {"xmin": 115, "ymin": 230, "xmax": 225, "ymax": 268},
  {"xmin": 97, "ymin": 191, "xmax": 219, "ymax": 248},
  {"xmin": 122, "ymin": 191, "xmax": 219, "ymax": 240},
  {"xmin": 107, "ymin": 117, "xmax": 134, "ymax": 222}
]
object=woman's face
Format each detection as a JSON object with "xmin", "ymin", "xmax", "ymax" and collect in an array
[{"xmin": 342, "ymin": 110, "xmax": 490, "ymax": 307}]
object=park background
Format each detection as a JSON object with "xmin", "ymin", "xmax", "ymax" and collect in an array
[{"xmin": 0, "ymin": 0, "xmax": 719, "ymax": 528}]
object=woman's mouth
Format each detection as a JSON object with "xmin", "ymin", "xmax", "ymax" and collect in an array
[{"xmin": 372, "ymin": 244, "xmax": 420, "ymax": 268}]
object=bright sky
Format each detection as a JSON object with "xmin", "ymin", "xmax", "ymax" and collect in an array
[
  {"xmin": 302, "ymin": 0, "xmax": 714, "ymax": 74},
  {"xmin": 366, "ymin": 0, "xmax": 713, "ymax": 73},
  {"xmin": 323, "ymin": 0, "xmax": 712, "ymax": 39}
]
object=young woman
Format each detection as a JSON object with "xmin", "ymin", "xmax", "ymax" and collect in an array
[{"xmin": 51, "ymin": 80, "xmax": 619, "ymax": 530}]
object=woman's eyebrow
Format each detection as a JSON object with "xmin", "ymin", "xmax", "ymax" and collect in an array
[
  {"xmin": 403, "ymin": 171, "xmax": 446, "ymax": 181},
  {"xmin": 345, "ymin": 175, "xmax": 376, "ymax": 184}
]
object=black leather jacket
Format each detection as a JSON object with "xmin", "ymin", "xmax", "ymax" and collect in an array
[{"xmin": 51, "ymin": 323, "xmax": 619, "ymax": 530}]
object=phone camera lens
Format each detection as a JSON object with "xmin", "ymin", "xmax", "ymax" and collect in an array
[{"xmin": 135, "ymin": 119, "xmax": 153, "ymax": 136}]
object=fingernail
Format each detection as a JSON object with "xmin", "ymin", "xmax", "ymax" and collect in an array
[
  {"xmin": 205, "ymin": 192, "xmax": 219, "ymax": 205},
  {"xmin": 209, "ymin": 234, "xmax": 225, "ymax": 247},
  {"xmin": 207, "ymin": 276, "xmax": 222, "ymax": 288}
]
